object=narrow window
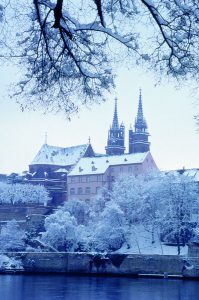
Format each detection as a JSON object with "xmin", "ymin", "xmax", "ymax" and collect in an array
[
  {"xmin": 85, "ymin": 187, "xmax": 91, "ymax": 194},
  {"xmin": 78, "ymin": 187, "xmax": 83, "ymax": 194},
  {"xmin": 70, "ymin": 188, "xmax": 75, "ymax": 195}
]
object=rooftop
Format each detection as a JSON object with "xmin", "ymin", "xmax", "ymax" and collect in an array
[
  {"xmin": 69, "ymin": 152, "xmax": 149, "ymax": 176},
  {"xmin": 30, "ymin": 143, "xmax": 91, "ymax": 167}
]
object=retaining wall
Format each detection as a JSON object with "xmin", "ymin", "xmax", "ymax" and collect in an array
[{"xmin": 5, "ymin": 252, "xmax": 189, "ymax": 276}]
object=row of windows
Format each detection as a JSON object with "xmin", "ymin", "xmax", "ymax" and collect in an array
[
  {"xmin": 69, "ymin": 166, "xmax": 140, "ymax": 183},
  {"xmin": 109, "ymin": 166, "xmax": 139, "ymax": 173},
  {"xmin": 70, "ymin": 187, "xmax": 101, "ymax": 195},
  {"xmin": 70, "ymin": 175, "xmax": 103, "ymax": 183}
]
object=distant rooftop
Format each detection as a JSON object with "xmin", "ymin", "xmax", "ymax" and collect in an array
[
  {"xmin": 166, "ymin": 168, "xmax": 199, "ymax": 182},
  {"xmin": 69, "ymin": 152, "xmax": 149, "ymax": 176}
]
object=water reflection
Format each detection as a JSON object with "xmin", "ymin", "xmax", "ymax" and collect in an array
[{"xmin": 0, "ymin": 275, "xmax": 198, "ymax": 300}]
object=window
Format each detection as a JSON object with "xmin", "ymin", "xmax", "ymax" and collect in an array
[
  {"xmin": 120, "ymin": 167, "xmax": 123, "ymax": 173},
  {"xmin": 71, "ymin": 177, "xmax": 75, "ymax": 183},
  {"xmin": 70, "ymin": 188, "xmax": 75, "ymax": 195},
  {"xmin": 111, "ymin": 176, "xmax": 115, "ymax": 182},
  {"xmin": 128, "ymin": 167, "xmax": 132, "ymax": 172},
  {"xmin": 78, "ymin": 187, "xmax": 83, "ymax": 194},
  {"xmin": 96, "ymin": 186, "xmax": 100, "ymax": 193},
  {"xmin": 85, "ymin": 187, "xmax": 91, "ymax": 194},
  {"xmin": 85, "ymin": 199, "xmax": 90, "ymax": 203},
  {"xmin": 86, "ymin": 176, "xmax": 90, "ymax": 182},
  {"xmin": 78, "ymin": 176, "xmax": 82, "ymax": 182}
]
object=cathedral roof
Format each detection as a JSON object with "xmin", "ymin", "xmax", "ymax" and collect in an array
[
  {"xmin": 30, "ymin": 143, "xmax": 92, "ymax": 167},
  {"xmin": 68, "ymin": 152, "xmax": 150, "ymax": 176}
]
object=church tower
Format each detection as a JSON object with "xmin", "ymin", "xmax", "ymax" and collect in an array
[
  {"xmin": 105, "ymin": 98, "xmax": 125, "ymax": 155},
  {"xmin": 129, "ymin": 90, "xmax": 150, "ymax": 153}
]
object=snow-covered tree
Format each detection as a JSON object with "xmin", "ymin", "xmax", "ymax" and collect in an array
[
  {"xmin": 111, "ymin": 175, "xmax": 145, "ymax": 224},
  {"xmin": 89, "ymin": 186, "xmax": 110, "ymax": 221},
  {"xmin": 90, "ymin": 202, "xmax": 127, "ymax": 252},
  {"xmin": 0, "ymin": 183, "xmax": 50, "ymax": 205},
  {"xmin": 62, "ymin": 199, "xmax": 90, "ymax": 225},
  {"xmin": 139, "ymin": 173, "xmax": 164, "ymax": 244},
  {"xmin": 41, "ymin": 209, "xmax": 78, "ymax": 251},
  {"xmin": 108, "ymin": 172, "xmax": 199, "ymax": 253},
  {"xmin": 40, "ymin": 172, "xmax": 199, "ymax": 254},
  {"xmin": 1, "ymin": 1, "xmax": 199, "ymax": 115},
  {"xmin": 159, "ymin": 173, "xmax": 199, "ymax": 255},
  {"xmin": 0, "ymin": 220, "xmax": 26, "ymax": 251}
]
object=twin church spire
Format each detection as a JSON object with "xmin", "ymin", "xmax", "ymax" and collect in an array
[
  {"xmin": 112, "ymin": 98, "xmax": 119, "ymax": 130},
  {"xmin": 135, "ymin": 89, "xmax": 148, "ymax": 131},
  {"xmin": 105, "ymin": 98, "xmax": 125, "ymax": 155},
  {"xmin": 105, "ymin": 90, "xmax": 150, "ymax": 155}
]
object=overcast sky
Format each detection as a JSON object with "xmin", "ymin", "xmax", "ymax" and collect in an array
[{"xmin": 0, "ymin": 64, "xmax": 199, "ymax": 174}]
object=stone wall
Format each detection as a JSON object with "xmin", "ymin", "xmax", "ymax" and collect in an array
[
  {"xmin": 0, "ymin": 205, "xmax": 53, "ymax": 233},
  {"xmin": 6, "ymin": 252, "xmax": 187, "ymax": 276},
  {"xmin": 188, "ymin": 243, "xmax": 199, "ymax": 257},
  {"xmin": 0, "ymin": 205, "xmax": 53, "ymax": 222}
]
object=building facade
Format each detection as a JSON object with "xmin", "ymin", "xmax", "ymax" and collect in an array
[{"xmin": 67, "ymin": 152, "xmax": 158, "ymax": 202}]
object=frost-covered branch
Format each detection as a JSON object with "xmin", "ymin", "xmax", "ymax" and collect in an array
[{"xmin": 2, "ymin": 1, "xmax": 199, "ymax": 115}]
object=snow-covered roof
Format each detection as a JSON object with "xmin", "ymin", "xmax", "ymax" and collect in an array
[
  {"xmin": 30, "ymin": 144, "xmax": 90, "ymax": 167},
  {"xmin": 165, "ymin": 168, "xmax": 199, "ymax": 182},
  {"xmin": 54, "ymin": 168, "xmax": 68, "ymax": 173},
  {"xmin": 69, "ymin": 152, "xmax": 149, "ymax": 176}
]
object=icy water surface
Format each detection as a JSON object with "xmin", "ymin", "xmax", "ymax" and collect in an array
[{"xmin": 0, "ymin": 275, "xmax": 198, "ymax": 300}]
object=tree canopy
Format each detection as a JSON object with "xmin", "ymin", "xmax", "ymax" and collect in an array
[
  {"xmin": 41, "ymin": 172, "xmax": 199, "ymax": 254},
  {"xmin": 1, "ymin": 1, "xmax": 199, "ymax": 116}
]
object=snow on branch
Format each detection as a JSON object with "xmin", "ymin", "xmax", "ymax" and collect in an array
[{"xmin": 2, "ymin": 0, "xmax": 199, "ymax": 115}]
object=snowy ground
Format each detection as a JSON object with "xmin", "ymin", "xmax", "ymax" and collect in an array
[{"xmin": 116, "ymin": 226, "xmax": 188, "ymax": 256}]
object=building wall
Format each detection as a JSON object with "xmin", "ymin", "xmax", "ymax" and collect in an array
[
  {"xmin": 67, "ymin": 174, "xmax": 105, "ymax": 202},
  {"xmin": 68, "ymin": 152, "xmax": 158, "ymax": 202}
]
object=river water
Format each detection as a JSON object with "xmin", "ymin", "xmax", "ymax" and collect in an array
[{"xmin": 0, "ymin": 275, "xmax": 198, "ymax": 300}]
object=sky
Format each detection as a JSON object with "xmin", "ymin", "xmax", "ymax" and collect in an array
[{"xmin": 0, "ymin": 65, "xmax": 199, "ymax": 174}]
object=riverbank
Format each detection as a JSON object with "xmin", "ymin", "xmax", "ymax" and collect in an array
[{"xmin": 1, "ymin": 252, "xmax": 199, "ymax": 278}]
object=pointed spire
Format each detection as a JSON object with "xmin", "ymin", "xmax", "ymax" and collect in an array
[
  {"xmin": 112, "ymin": 98, "xmax": 119, "ymax": 129},
  {"xmin": 137, "ymin": 88, "xmax": 144, "ymax": 121},
  {"xmin": 135, "ymin": 89, "xmax": 147, "ymax": 131}
]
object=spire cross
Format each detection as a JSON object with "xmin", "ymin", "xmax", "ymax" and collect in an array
[
  {"xmin": 88, "ymin": 136, "xmax": 91, "ymax": 144},
  {"xmin": 45, "ymin": 132, "xmax": 48, "ymax": 144}
]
